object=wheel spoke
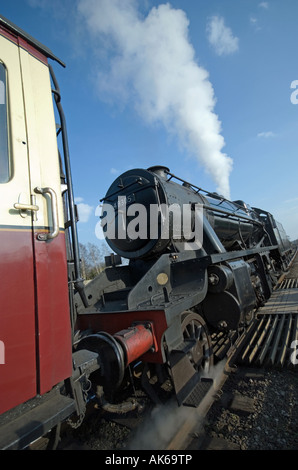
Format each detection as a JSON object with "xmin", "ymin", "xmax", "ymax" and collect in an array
[
  {"xmin": 195, "ymin": 325, "xmax": 202, "ymax": 340},
  {"xmin": 181, "ymin": 312, "xmax": 213, "ymax": 375}
]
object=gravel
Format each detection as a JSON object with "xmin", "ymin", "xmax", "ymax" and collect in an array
[
  {"xmin": 58, "ymin": 366, "xmax": 297, "ymax": 451},
  {"xmin": 59, "ymin": 411, "xmax": 132, "ymax": 450},
  {"xmin": 203, "ymin": 367, "xmax": 298, "ymax": 450}
]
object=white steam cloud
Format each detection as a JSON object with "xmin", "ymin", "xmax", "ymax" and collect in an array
[
  {"xmin": 78, "ymin": 0, "xmax": 233, "ymax": 198},
  {"xmin": 206, "ymin": 16, "xmax": 239, "ymax": 57}
]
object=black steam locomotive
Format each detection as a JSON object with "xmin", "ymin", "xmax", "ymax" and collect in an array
[{"xmin": 75, "ymin": 166, "xmax": 291, "ymax": 408}]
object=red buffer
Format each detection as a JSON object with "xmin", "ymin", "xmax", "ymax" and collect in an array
[{"xmin": 114, "ymin": 323, "xmax": 155, "ymax": 366}]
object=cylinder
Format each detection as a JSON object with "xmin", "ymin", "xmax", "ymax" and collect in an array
[{"xmin": 114, "ymin": 324, "xmax": 154, "ymax": 366}]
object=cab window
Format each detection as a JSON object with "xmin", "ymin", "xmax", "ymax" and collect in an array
[{"xmin": 0, "ymin": 62, "xmax": 10, "ymax": 183}]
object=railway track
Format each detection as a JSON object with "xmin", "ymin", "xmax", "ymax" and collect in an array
[{"xmin": 230, "ymin": 252, "xmax": 298, "ymax": 370}]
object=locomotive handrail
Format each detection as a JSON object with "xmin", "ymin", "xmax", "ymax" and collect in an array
[
  {"xmin": 166, "ymin": 170, "xmax": 205, "ymax": 195},
  {"xmin": 100, "ymin": 178, "xmax": 153, "ymax": 202},
  {"xmin": 201, "ymin": 203, "xmax": 264, "ymax": 226},
  {"xmin": 165, "ymin": 168, "xmax": 259, "ymax": 217}
]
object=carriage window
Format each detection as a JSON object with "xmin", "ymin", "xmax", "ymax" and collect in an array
[{"xmin": 0, "ymin": 63, "xmax": 10, "ymax": 183}]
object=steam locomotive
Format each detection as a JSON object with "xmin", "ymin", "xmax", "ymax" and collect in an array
[
  {"xmin": 75, "ymin": 165, "xmax": 291, "ymax": 409},
  {"xmin": 0, "ymin": 14, "xmax": 291, "ymax": 449}
]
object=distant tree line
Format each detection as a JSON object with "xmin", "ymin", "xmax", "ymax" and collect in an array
[{"xmin": 79, "ymin": 242, "xmax": 111, "ymax": 280}]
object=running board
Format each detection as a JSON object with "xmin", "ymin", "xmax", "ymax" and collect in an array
[
  {"xmin": 183, "ymin": 377, "xmax": 213, "ymax": 407},
  {"xmin": 169, "ymin": 349, "xmax": 213, "ymax": 407},
  {"xmin": 0, "ymin": 393, "xmax": 75, "ymax": 450}
]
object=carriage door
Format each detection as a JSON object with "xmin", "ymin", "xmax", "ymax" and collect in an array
[
  {"xmin": 18, "ymin": 42, "xmax": 72, "ymax": 395},
  {"xmin": 0, "ymin": 31, "xmax": 37, "ymax": 414}
]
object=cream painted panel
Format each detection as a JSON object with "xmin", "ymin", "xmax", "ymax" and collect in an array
[
  {"xmin": 19, "ymin": 48, "xmax": 65, "ymax": 232},
  {"xmin": 0, "ymin": 36, "xmax": 32, "ymax": 228}
]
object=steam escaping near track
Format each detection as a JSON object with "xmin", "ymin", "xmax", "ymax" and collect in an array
[
  {"xmin": 127, "ymin": 360, "xmax": 227, "ymax": 450},
  {"xmin": 128, "ymin": 399, "xmax": 196, "ymax": 450},
  {"xmin": 78, "ymin": 0, "xmax": 233, "ymax": 198}
]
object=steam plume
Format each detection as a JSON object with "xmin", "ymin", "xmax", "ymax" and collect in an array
[{"xmin": 78, "ymin": 0, "xmax": 233, "ymax": 198}]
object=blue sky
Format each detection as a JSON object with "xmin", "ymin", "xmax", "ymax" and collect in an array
[{"xmin": 1, "ymin": 0, "xmax": 298, "ymax": 244}]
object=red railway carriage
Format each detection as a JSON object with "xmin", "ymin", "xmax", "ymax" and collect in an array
[
  {"xmin": 0, "ymin": 16, "xmax": 73, "ymax": 410},
  {"xmin": 0, "ymin": 16, "xmax": 83, "ymax": 447}
]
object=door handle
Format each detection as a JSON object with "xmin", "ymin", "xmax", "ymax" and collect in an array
[
  {"xmin": 14, "ymin": 193, "xmax": 39, "ymax": 219},
  {"xmin": 14, "ymin": 202, "xmax": 39, "ymax": 211},
  {"xmin": 35, "ymin": 186, "xmax": 59, "ymax": 240}
]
